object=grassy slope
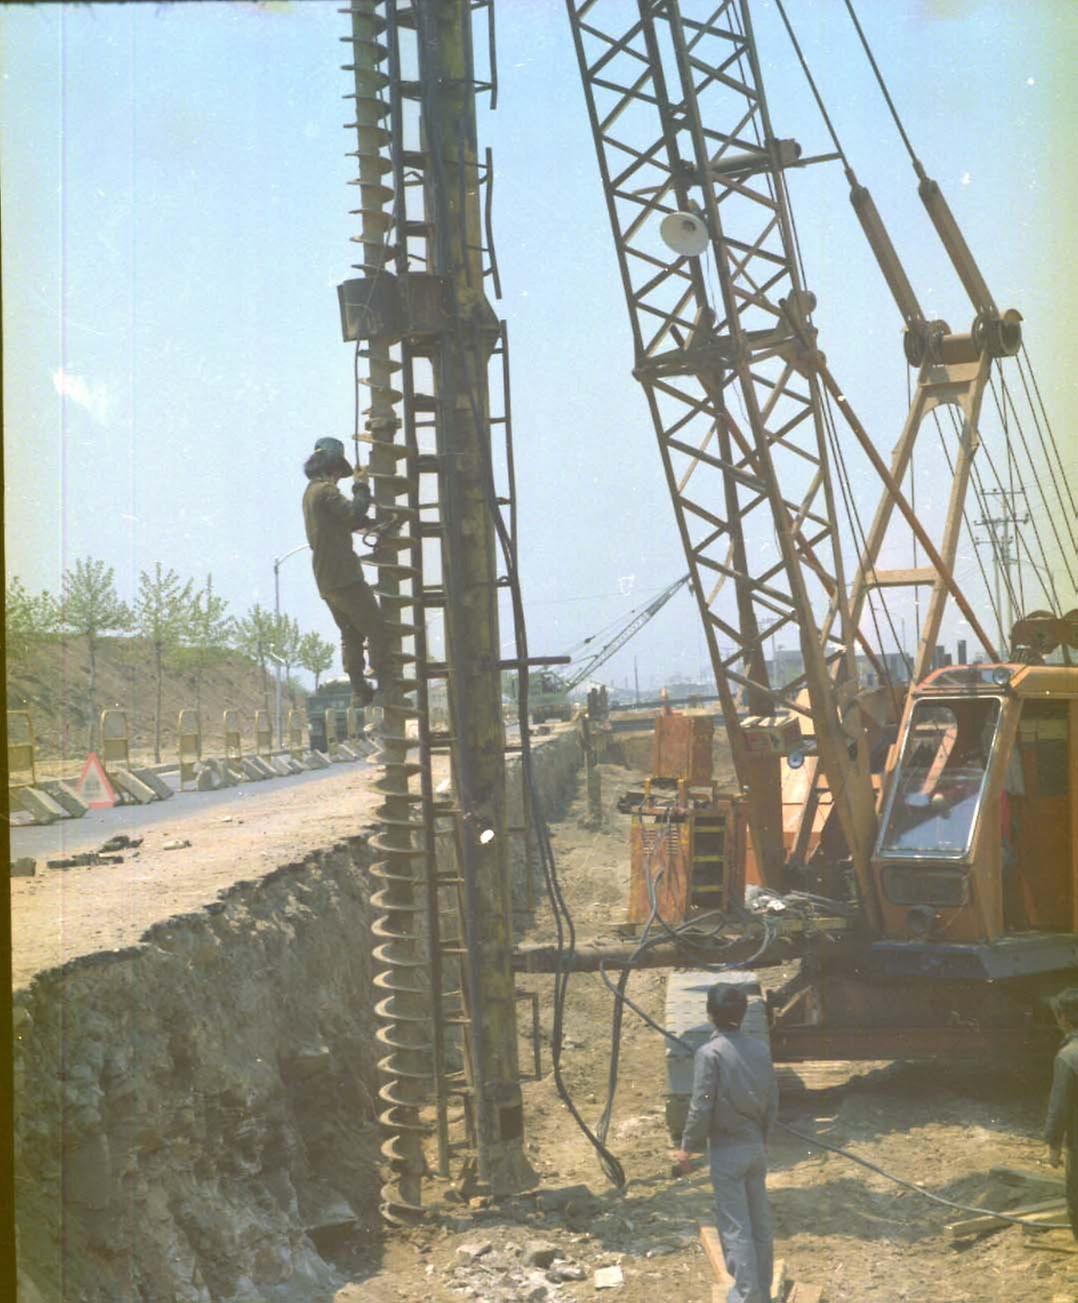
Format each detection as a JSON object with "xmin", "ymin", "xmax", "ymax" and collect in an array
[{"xmin": 6, "ymin": 636, "xmax": 307, "ymax": 767}]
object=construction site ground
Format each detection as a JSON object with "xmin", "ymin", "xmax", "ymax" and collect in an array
[{"xmin": 13, "ymin": 746, "xmax": 1076, "ymax": 1302}]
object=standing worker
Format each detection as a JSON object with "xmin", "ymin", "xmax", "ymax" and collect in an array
[
  {"xmin": 1045, "ymin": 987, "xmax": 1078, "ymax": 1240},
  {"xmin": 302, "ymin": 436, "xmax": 391, "ymax": 708},
  {"xmin": 673, "ymin": 984, "xmax": 778, "ymax": 1303}
]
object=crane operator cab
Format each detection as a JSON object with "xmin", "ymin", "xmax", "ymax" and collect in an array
[{"xmin": 872, "ymin": 664, "xmax": 1077, "ymax": 952}]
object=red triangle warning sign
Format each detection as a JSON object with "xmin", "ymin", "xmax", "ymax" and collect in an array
[{"xmin": 77, "ymin": 752, "xmax": 118, "ymax": 809}]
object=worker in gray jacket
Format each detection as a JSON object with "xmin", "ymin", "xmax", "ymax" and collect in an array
[
  {"xmin": 673, "ymin": 984, "xmax": 778, "ymax": 1303},
  {"xmin": 1045, "ymin": 987, "xmax": 1078, "ymax": 1240}
]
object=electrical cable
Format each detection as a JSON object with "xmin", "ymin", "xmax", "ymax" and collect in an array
[
  {"xmin": 414, "ymin": 43, "xmax": 630, "ymax": 1183},
  {"xmin": 612, "ymin": 985, "xmax": 1071, "ymax": 1231}
]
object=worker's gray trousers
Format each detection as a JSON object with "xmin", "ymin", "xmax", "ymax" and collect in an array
[{"xmin": 710, "ymin": 1140, "xmax": 773, "ymax": 1303}]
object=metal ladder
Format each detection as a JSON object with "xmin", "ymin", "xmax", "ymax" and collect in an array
[{"xmin": 343, "ymin": 0, "xmax": 519, "ymax": 1221}]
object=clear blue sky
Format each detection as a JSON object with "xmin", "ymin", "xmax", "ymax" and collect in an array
[{"xmin": 3, "ymin": 0, "xmax": 1075, "ymax": 690}]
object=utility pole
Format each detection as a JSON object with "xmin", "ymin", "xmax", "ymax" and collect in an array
[{"xmin": 975, "ymin": 486, "xmax": 1028, "ymax": 653}]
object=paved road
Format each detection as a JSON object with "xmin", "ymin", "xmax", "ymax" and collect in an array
[{"xmin": 11, "ymin": 760, "xmax": 373, "ymax": 862}]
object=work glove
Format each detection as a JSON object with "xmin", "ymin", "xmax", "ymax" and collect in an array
[{"xmin": 352, "ymin": 468, "xmax": 372, "ymax": 517}]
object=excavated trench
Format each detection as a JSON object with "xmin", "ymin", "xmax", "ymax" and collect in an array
[{"xmin": 14, "ymin": 730, "xmax": 584, "ymax": 1303}]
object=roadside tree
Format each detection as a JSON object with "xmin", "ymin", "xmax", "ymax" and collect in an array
[
  {"xmin": 180, "ymin": 574, "xmax": 235, "ymax": 714},
  {"xmin": 298, "ymin": 630, "xmax": 335, "ymax": 690},
  {"xmin": 273, "ymin": 614, "xmax": 304, "ymax": 708},
  {"xmin": 59, "ymin": 557, "xmax": 132, "ymax": 750},
  {"xmin": 6, "ymin": 578, "xmax": 59, "ymax": 666},
  {"xmin": 235, "ymin": 604, "xmax": 276, "ymax": 718},
  {"xmin": 135, "ymin": 562, "xmax": 195, "ymax": 762}
]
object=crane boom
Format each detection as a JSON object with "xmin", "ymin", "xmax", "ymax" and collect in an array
[
  {"xmin": 566, "ymin": 0, "xmax": 879, "ymax": 914},
  {"xmin": 565, "ymin": 573, "xmax": 690, "ymax": 691}
]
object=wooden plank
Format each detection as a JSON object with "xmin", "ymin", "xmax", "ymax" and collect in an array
[
  {"xmin": 788, "ymin": 1285, "xmax": 824, "ymax": 1303},
  {"xmin": 990, "ymin": 1166, "xmax": 1065, "ymax": 1191},
  {"xmin": 699, "ymin": 1226, "xmax": 733, "ymax": 1287},
  {"xmin": 947, "ymin": 1196, "xmax": 1065, "ymax": 1239}
]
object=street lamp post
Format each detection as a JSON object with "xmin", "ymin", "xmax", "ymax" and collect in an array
[{"xmin": 273, "ymin": 543, "xmax": 311, "ymax": 746}]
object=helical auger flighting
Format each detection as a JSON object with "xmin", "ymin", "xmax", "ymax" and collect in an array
[{"xmin": 343, "ymin": 0, "xmax": 431, "ymax": 1224}]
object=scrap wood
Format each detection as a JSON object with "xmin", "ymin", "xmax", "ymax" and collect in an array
[
  {"xmin": 947, "ymin": 1196, "xmax": 1066, "ymax": 1239},
  {"xmin": 700, "ymin": 1226, "xmax": 733, "ymax": 1290},
  {"xmin": 990, "ymin": 1166, "xmax": 1064, "ymax": 1190},
  {"xmin": 700, "ymin": 1229, "xmax": 819, "ymax": 1301},
  {"xmin": 787, "ymin": 1285, "xmax": 824, "ymax": 1302},
  {"xmin": 1030, "ymin": 1230, "xmax": 1077, "ymax": 1255}
]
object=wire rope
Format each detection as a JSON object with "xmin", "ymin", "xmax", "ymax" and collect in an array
[
  {"xmin": 983, "ymin": 382, "xmax": 1068, "ymax": 607},
  {"xmin": 997, "ymin": 371, "xmax": 1077, "ymax": 576},
  {"xmin": 842, "ymin": 0, "xmax": 924, "ymax": 177},
  {"xmin": 774, "ymin": 0, "xmax": 851, "ymax": 174},
  {"xmin": 1019, "ymin": 344, "xmax": 1077, "ymax": 520}
]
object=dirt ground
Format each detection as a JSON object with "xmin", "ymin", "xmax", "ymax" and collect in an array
[
  {"xmin": 9, "ymin": 761, "xmax": 407, "ymax": 987},
  {"xmin": 13, "ymin": 746, "xmax": 1076, "ymax": 1301},
  {"xmin": 335, "ymin": 759, "xmax": 1077, "ymax": 1303}
]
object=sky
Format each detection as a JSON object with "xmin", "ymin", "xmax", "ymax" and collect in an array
[{"xmin": 3, "ymin": 0, "xmax": 1075, "ymax": 692}]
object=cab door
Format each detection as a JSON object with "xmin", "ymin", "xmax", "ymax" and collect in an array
[{"xmin": 1005, "ymin": 700, "xmax": 1074, "ymax": 929}]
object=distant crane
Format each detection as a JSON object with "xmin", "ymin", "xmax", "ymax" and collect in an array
[{"xmin": 528, "ymin": 574, "xmax": 690, "ymax": 722}]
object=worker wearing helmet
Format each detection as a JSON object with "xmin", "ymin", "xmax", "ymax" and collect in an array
[
  {"xmin": 673, "ymin": 984, "xmax": 778, "ymax": 1303},
  {"xmin": 302, "ymin": 436, "xmax": 391, "ymax": 708},
  {"xmin": 1046, "ymin": 987, "xmax": 1078, "ymax": 1240}
]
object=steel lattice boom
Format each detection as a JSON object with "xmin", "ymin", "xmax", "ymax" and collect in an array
[{"xmin": 567, "ymin": 0, "xmax": 878, "ymax": 903}]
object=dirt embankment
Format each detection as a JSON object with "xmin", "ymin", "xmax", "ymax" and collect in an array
[
  {"xmin": 14, "ymin": 728, "xmax": 586, "ymax": 1303},
  {"xmin": 15, "ymin": 841, "xmax": 382, "ymax": 1303},
  {"xmin": 6, "ymin": 636, "xmax": 301, "ymax": 769}
]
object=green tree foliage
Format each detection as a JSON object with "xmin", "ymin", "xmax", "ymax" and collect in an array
[
  {"xmin": 273, "ymin": 614, "xmax": 303, "ymax": 708},
  {"xmin": 235, "ymin": 603, "xmax": 276, "ymax": 717},
  {"xmin": 298, "ymin": 630, "xmax": 335, "ymax": 690},
  {"xmin": 59, "ymin": 557, "xmax": 133, "ymax": 749},
  {"xmin": 180, "ymin": 574, "xmax": 235, "ymax": 713},
  {"xmin": 5, "ymin": 577, "xmax": 59, "ymax": 663},
  {"xmin": 135, "ymin": 562, "xmax": 195, "ymax": 762}
]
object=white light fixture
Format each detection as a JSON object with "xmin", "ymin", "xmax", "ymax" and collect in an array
[{"xmin": 659, "ymin": 211, "xmax": 709, "ymax": 257}]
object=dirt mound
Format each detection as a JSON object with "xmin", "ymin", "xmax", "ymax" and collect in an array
[{"xmin": 6, "ymin": 636, "xmax": 306, "ymax": 767}]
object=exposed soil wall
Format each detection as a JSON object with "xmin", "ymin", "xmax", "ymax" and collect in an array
[
  {"xmin": 14, "ymin": 729, "xmax": 585, "ymax": 1303},
  {"xmin": 15, "ymin": 841, "xmax": 381, "ymax": 1303}
]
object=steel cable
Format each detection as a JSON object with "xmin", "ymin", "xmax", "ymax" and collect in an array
[{"xmin": 1020, "ymin": 344, "xmax": 1077, "ymax": 520}]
